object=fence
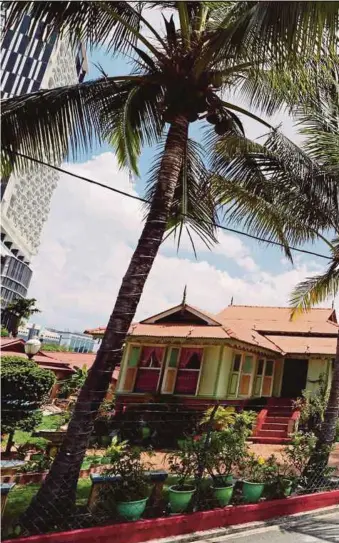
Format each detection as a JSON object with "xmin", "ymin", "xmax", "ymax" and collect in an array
[{"xmin": 1, "ymin": 400, "xmax": 339, "ymax": 539}]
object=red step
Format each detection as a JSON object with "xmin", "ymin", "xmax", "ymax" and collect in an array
[
  {"xmin": 265, "ymin": 417, "xmax": 290, "ymax": 424},
  {"xmin": 262, "ymin": 423, "xmax": 288, "ymax": 431},
  {"xmin": 250, "ymin": 436, "xmax": 290, "ymax": 444},
  {"xmin": 267, "ymin": 398, "xmax": 294, "ymax": 406},
  {"xmin": 267, "ymin": 411, "xmax": 292, "ymax": 417},
  {"xmin": 256, "ymin": 430, "xmax": 287, "ymax": 438}
]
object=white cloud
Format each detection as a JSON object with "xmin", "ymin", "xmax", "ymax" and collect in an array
[{"xmin": 28, "ymin": 152, "xmax": 334, "ymax": 332}]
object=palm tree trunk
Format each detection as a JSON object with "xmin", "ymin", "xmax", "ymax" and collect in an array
[
  {"xmin": 20, "ymin": 115, "xmax": 189, "ymax": 534},
  {"xmin": 319, "ymin": 334, "xmax": 339, "ymax": 445},
  {"xmin": 5, "ymin": 430, "xmax": 15, "ymax": 455},
  {"xmin": 306, "ymin": 333, "xmax": 339, "ymax": 477}
]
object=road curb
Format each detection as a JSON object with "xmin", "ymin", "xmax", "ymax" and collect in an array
[{"xmin": 147, "ymin": 505, "xmax": 339, "ymax": 543}]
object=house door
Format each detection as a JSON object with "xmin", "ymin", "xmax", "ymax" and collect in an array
[{"xmin": 281, "ymin": 359, "xmax": 308, "ymax": 398}]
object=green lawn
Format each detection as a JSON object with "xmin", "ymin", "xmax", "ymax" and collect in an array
[
  {"xmin": 2, "ymin": 478, "xmax": 92, "ymax": 538},
  {"xmin": 2, "ymin": 414, "xmax": 67, "ymax": 449}
]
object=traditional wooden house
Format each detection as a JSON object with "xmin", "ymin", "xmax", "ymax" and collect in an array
[{"xmin": 86, "ymin": 303, "xmax": 338, "ymax": 443}]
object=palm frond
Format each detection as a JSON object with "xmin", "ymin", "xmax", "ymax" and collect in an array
[
  {"xmin": 145, "ymin": 139, "xmax": 218, "ymax": 251},
  {"xmin": 264, "ymin": 130, "xmax": 339, "ymax": 230},
  {"xmin": 4, "ymin": 1, "xmax": 144, "ymax": 54},
  {"xmin": 1, "ymin": 74, "xmax": 165, "ymax": 174},
  {"xmin": 211, "ymin": 128, "xmax": 338, "ymax": 250},
  {"xmin": 103, "ymin": 79, "xmax": 165, "ymax": 174},
  {"xmin": 1, "ymin": 77, "xmax": 138, "ymax": 170},
  {"xmin": 209, "ymin": 1, "xmax": 339, "ymax": 67},
  {"xmin": 238, "ymin": 53, "xmax": 339, "ymax": 119},
  {"xmin": 290, "ymin": 240, "xmax": 339, "ymax": 316}
]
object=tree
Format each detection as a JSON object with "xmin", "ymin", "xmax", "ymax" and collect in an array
[
  {"xmin": 40, "ymin": 344, "xmax": 73, "ymax": 353},
  {"xmin": 1, "ymin": 356, "xmax": 55, "ymax": 454},
  {"xmin": 215, "ymin": 52, "xmax": 338, "ymax": 464},
  {"xmin": 2, "ymin": 298, "xmax": 40, "ymax": 337},
  {"xmin": 59, "ymin": 365, "xmax": 88, "ymax": 398},
  {"xmin": 2, "ymin": 1, "xmax": 338, "ymax": 531}
]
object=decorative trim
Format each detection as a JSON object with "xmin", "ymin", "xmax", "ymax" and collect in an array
[{"xmin": 141, "ymin": 304, "xmax": 221, "ymax": 326}]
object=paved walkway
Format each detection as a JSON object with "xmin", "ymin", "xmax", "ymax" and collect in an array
[{"xmin": 143, "ymin": 444, "xmax": 339, "ymax": 472}]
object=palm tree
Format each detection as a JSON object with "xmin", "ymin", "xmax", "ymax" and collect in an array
[
  {"xmin": 2, "ymin": 1, "xmax": 338, "ymax": 531},
  {"xmin": 2, "ymin": 298, "xmax": 40, "ymax": 337},
  {"xmin": 291, "ymin": 241, "xmax": 339, "ymax": 469},
  {"xmin": 214, "ymin": 52, "xmax": 338, "ymax": 465}
]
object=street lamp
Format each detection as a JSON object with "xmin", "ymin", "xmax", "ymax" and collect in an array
[{"xmin": 24, "ymin": 338, "xmax": 41, "ymax": 360}]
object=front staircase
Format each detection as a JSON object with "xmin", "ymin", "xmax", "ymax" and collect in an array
[{"xmin": 250, "ymin": 398, "xmax": 299, "ymax": 444}]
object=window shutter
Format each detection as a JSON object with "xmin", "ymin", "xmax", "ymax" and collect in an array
[{"xmin": 162, "ymin": 348, "xmax": 179, "ymax": 394}]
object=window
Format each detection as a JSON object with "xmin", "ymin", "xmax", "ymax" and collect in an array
[
  {"xmin": 265, "ymin": 360, "xmax": 274, "ymax": 376},
  {"xmin": 233, "ymin": 354, "xmax": 241, "ymax": 372},
  {"xmin": 133, "ymin": 346, "xmax": 164, "ymax": 393},
  {"xmin": 174, "ymin": 348, "xmax": 203, "ymax": 395},
  {"xmin": 257, "ymin": 359, "xmax": 264, "ymax": 375}
]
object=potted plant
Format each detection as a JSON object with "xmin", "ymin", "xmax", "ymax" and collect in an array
[
  {"xmin": 200, "ymin": 406, "xmax": 235, "ymax": 432},
  {"xmin": 239, "ymin": 453, "xmax": 268, "ymax": 503},
  {"xmin": 105, "ymin": 445, "xmax": 151, "ymax": 521},
  {"xmin": 206, "ymin": 428, "xmax": 249, "ymax": 507},
  {"xmin": 167, "ymin": 440, "xmax": 199, "ymax": 513}
]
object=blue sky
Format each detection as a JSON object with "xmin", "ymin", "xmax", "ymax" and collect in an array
[{"xmin": 28, "ymin": 29, "xmax": 334, "ymax": 332}]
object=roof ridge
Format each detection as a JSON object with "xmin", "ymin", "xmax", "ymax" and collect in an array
[{"xmin": 220, "ymin": 305, "xmax": 333, "ymax": 310}]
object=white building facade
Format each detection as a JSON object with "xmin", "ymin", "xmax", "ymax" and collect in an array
[{"xmin": 1, "ymin": 10, "xmax": 87, "ymax": 304}]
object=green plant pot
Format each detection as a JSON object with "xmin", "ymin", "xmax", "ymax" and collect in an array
[
  {"xmin": 116, "ymin": 497, "xmax": 148, "ymax": 521},
  {"xmin": 141, "ymin": 426, "xmax": 151, "ymax": 439},
  {"xmin": 242, "ymin": 481, "xmax": 265, "ymax": 503},
  {"xmin": 213, "ymin": 484, "xmax": 234, "ymax": 507},
  {"xmin": 214, "ymin": 475, "xmax": 233, "ymax": 486},
  {"xmin": 168, "ymin": 485, "xmax": 196, "ymax": 514}
]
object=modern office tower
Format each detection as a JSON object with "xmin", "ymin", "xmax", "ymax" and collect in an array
[{"xmin": 1, "ymin": 10, "xmax": 87, "ymax": 305}]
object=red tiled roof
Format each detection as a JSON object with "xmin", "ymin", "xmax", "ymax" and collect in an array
[
  {"xmin": 47, "ymin": 352, "xmax": 119, "ymax": 381},
  {"xmin": 83, "ymin": 326, "xmax": 106, "ymax": 335},
  {"xmin": 1, "ymin": 351, "xmax": 74, "ymax": 373},
  {"xmin": 85, "ymin": 305, "xmax": 338, "ymax": 357},
  {"xmin": 217, "ymin": 305, "xmax": 337, "ymax": 326},
  {"xmin": 266, "ymin": 335, "xmax": 338, "ymax": 356}
]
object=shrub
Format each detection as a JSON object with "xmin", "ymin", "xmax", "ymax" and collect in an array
[
  {"xmin": 283, "ymin": 431, "xmax": 318, "ymax": 476},
  {"xmin": 167, "ymin": 438, "xmax": 203, "ymax": 489},
  {"xmin": 104, "ymin": 445, "xmax": 151, "ymax": 501},
  {"xmin": 293, "ymin": 375, "xmax": 329, "ymax": 437},
  {"xmin": 1, "ymin": 326, "xmax": 9, "ymax": 337},
  {"xmin": 200, "ymin": 406, "xmax": 235, "ymax": 431},
  {"xmin": 1, "ymin": 356, "xmax": 55, "ymax": 453},
  {"xmin": 205, "ymin": 425, "xmax": 250, "ymax": 484},
  {"xmin": 40, "ymin": 344, "xmax": 72, "ymax": 352}
]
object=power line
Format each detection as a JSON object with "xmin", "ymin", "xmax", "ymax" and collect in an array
[{"xmin": 4, "ymin": 149, "xmax": 332, "ymax": 261}]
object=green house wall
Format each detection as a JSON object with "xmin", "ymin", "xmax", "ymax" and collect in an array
[
  {"xmin": 117, "ymin": 340, "xmax": 333, "ymax": 400},
  {"xmin": 197, "ymin": 345, "xmax": 221, "ymax": 396},
  {"xmin": 214, "ymin": 345, "xmax": 234, "ymax": 398},
  {"xmin": 306, "ymin": 358, "xmax": 331, "ymax": 394}
]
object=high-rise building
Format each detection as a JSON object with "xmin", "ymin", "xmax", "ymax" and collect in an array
[{"xmin": 1, "ymin": 10, "xmax": 87, "ymax": 305}]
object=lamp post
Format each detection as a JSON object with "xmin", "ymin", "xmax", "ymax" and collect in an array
[{"xmin": 24, "ymin": 338, "xmax": 41, "ymax": 360}]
